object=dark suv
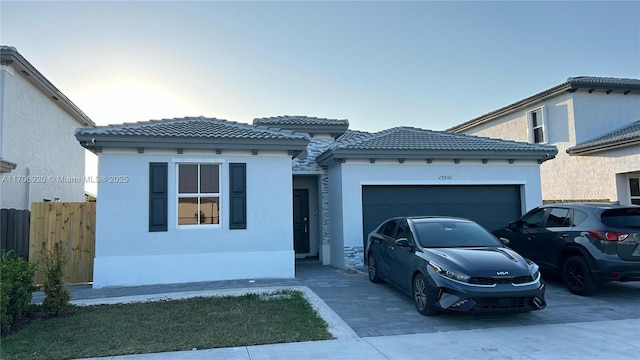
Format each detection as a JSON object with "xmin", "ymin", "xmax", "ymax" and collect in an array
[{"xmin": 493, "ymin": 203, "xmax": 640, "ymax": 295}]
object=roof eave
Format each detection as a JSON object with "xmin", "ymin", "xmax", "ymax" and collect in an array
[
  {"xmin": 75, "ymin": 134, "xmax": 309, "ymax": 154},
  {"xmin": 567, "ymin": 139, "xmax": 640, "ymax": 155},
  {"xmin": 317, "ymin": 149, "xmax": 557, "ymax": 166},
  {"xmin": 1, "ymin": 47, "xmax": 95, "ymax": 127}
]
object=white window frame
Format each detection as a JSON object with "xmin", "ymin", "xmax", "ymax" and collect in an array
[
  {"xmin": 527, "ymin": 106, "xmax": 547, "ymax": 144},
  {"xmin": 175, "ymin": 161, "xmax": 223, "ymax": 229}
]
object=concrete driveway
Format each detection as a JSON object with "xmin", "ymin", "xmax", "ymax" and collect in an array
[{"xmin": 294, "ymin": 261, "xmax": 640, "ymax": 337}]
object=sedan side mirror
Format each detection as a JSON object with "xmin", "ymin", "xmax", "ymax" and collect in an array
[
  {"xmin": 508, "ymin": 221, "xmax": 521, "ymax": 231},
  {"xmin": 395, "ymin": 238, "xmax": 413, "ymax": 249}
]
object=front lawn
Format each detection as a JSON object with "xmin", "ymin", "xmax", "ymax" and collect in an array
[{"xmin": 1, "ymin": 290, "xmax": 333, "ymax": 360}]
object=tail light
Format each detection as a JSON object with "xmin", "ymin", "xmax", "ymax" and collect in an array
[{"xmin": 587, "ymin": 230, "xmax": 629, "ymax": 241}]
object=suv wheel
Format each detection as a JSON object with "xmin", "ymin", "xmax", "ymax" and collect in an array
[{"xmin": 562, "ymin": 256, "xmax": 598, "ymax": 296}]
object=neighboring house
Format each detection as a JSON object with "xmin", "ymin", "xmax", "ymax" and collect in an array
[
  {"xmin": 76, "ymin": 115, "xmax": 556, "ymax": 287},
  {"xmin": 0, "ymin": 46, "xmax": 95, "ymax": 209},
  {"xmin": 447, "ymin": 76, "xmax": 640, "ymax": 205}
]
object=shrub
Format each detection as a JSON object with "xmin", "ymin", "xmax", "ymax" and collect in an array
[
  {"xmin": 0, "ymin": 250, "xmax": 37, "ymax": 334},
  {"xmin": 39, "ymin": 241, "xmax": 70, "ymax": 315}
]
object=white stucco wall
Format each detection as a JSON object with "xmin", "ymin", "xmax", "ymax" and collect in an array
[
  {"xmin": 326, "ymin": 159, "xmax": 544, "ymax": 268},
  {"xmin": 93, "ymin": 148, "xmax": 295, "ymax": 287},
  {"xmin": 459, "ymin": 91, "xmax": 640, "ymax": 203},
  {"xmin": 572, "ymin": 92, "xmax": 640, "ymax": 144},
  {"xmin": 0, "ymin": 64, "xmax": 86, "ymax": 209}
]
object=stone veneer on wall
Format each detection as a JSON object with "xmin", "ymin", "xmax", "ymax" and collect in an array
[
  {"xmin": 293, "ymin": 137, "xmax": 335, "ymax": 250},
  {"xmin": 344, "ymin": 246, "xmax": 364, "ymax": 268}
]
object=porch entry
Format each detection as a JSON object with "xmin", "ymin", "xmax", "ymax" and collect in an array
[{"xmin": 293, "ymin": 189, "xmax": 310, "ymax": 254}]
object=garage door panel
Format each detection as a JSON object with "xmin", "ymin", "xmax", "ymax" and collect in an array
[{"xmin": 362, "ymin": 185, "xmax": 521, "ymax": 247}]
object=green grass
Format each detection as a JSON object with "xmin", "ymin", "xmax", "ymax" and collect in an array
[{"xmin": 1, "ymin": 290, "xmax": 333, "ymax": 360}]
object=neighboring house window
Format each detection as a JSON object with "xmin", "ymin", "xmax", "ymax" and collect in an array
[
  {"xmin": 630, "ymin": 178, "xmax": 640, "ymax": 205},
  {"xmin": 178, "ymin": 164, "xmax": 220, "ymax": 226},
  {"xmin": 528, "ymin": 108, "xmax": 545, "ymax": 144}
]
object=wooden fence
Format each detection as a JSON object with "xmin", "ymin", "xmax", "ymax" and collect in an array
[
  {"xmin": 1, "ymin": 208, "xmax": 31, "ymax": 260},
  {"xmin": 28, "ymin": 202, "xmax": 96, "ymax": 284}
]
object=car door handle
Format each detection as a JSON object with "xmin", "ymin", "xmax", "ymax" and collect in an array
[{"xmin": 559, "ymin": 233, "xmax": 569, "ymax": 239}]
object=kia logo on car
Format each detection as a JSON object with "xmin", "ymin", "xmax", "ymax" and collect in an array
[{"xmin": 497, "ymin": 271, "xmax": 509, "ymax": 276}]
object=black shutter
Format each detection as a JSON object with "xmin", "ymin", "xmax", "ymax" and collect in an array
[
  {"xmin": 149, "ymin": 162, "xmax": 168, "ymax": 232},
  {"xmin": 229, "ymin": 163, "xmax": 246, "ymax": 229}
]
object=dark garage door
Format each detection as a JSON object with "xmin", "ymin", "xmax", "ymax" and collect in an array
[{"xmin": 362, "ymin": 185, "xmax": 522, "ymax": 245}]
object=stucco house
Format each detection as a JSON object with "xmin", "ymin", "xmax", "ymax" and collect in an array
[
  {"xmin": 76, "ymin": 115, "xmax": 556, "ymax": 288},
  {"xmin": 447, "ymin": 76, "xmax": 640, "ymax": 205},
  {"xmin": 1, "ymin": 45, "xmax": 95, "ymax": 209}
]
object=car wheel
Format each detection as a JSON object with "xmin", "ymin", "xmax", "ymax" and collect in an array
[
  {"xmin": 562, "ymin": 256, "xmax": 598, "ymax": 296},
  {"xmin": 412, "ymin": 273, "xmax": 437, "ymax": 316},
  {"xmin": 367, "ymin": 253, "xmax": 383, "ymax": 283}
]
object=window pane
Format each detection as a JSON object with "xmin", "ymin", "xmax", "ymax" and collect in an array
[
  {"xmin": 573, "ymin": 210, "xmax": 588, "ymax": 226},
  {"xmin": 178, "ymin": 198, "xmax": 198, "ymax": 225},
  {"xmin": 630, "ymin": 178, "xmax": 640, "ymax": 197},
  {"xmin": 532, "ymin": 111, "xmax": 540, "ymax": 127},
  {"xmin": 179, "ymin": 164, "xmax": 198, "ymax": 194},
  {"xmin": 523, "ymin": 209, "xmax": 547, "ymax": 227},
  {"xmin": 200, "ymin": 197, "xmax": 220, "ymax": 224},
  {"xmin": 547, "ymin": 208, "xmax": 570, "ymax": 227},
  {"xmin": 200, "ymin": 165, "xmax": 219, "ymax": 193},
  {"xmin": 534, "ymin": 127, "xmax": 544, "ymax": 143}
]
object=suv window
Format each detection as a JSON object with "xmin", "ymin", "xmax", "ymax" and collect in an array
[
  {"xmin": 601, "ymin": 208, "xmax": 640, "ymax": 228},
  {"xmin": 573, "ymin": 209, "xmax": 588, "ymax": 226},
  {"xmin": 522, "ymin": 208, "xmax": 548, "ymax": 227},
  {"xmin": 546, "ymin": 208, "xmax": 570, "ymax": 227}
]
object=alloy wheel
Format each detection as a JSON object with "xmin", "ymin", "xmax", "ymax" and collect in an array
[
  {"xmin": 367, "ymin": 253, "xmax": 382, "ymax": 283},
  {"xmin": 566, "ymin": 263, "xmax": 585, "ymax": 290},
  {"xmin": 413, "ymin": 276, "xmax": 428, "ymax": 311},
  {"xmin": 413, "ymin": 273, "xmax": 437, "ymax": 315},
  {"xmin": 562, "ymin": 256, "xmax": 597, "ymax": 296}
]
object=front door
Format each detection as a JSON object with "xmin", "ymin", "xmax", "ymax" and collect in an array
[{"xmin": 293, "ymin": 189, "xmax": 310, "ymax": 254}]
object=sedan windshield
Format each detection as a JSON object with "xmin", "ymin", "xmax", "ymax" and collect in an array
[{"xmin": 413, "ymin": 221, "xmax": 502, "ymax": 248}]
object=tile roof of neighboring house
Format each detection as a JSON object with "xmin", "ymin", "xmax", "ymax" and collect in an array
[
  {"xmin": 567, "ymin": 120, "xmax": 640, "ymax": 155},
  {"xmin": 1, "ymin": 45, "xmax": 94, "ymax": 127},
  {"xmin": 75, "ymin": 117, "xmax": 310, "ymax": 154},
  {"xmin": 447, "ymin": 76, "xmax": 640, "ymax": 133},
  {"xmin": 254, "ymin": 115, "xmax": 349, "ymax": 137},
  {"xmin": 317, "ymin": 126, "xmax": 557, "ymax": 165}
]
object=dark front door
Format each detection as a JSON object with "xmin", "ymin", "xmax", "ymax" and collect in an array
[{"xmin": 293, "ymin": 189, "xmax": 310, "ymax": 254}]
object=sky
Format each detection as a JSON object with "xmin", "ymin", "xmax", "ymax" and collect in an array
[{"xmin": 1, "ymin": 0, "xmax": 639, "ymax": 134}]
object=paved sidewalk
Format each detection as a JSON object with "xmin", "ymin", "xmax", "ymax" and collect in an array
[{"xmin": 81, "ymin": 319, "xmax": 639, "ymax": 360}]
